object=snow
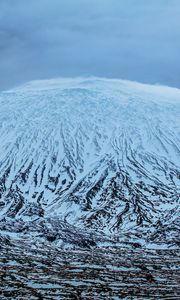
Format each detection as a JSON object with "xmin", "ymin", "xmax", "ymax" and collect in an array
[{"xmin": 0, "ymin": 77, "xmax": 179, "ymax": 247}]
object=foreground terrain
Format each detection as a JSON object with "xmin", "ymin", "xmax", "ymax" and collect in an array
[{"xmin": 0, "ymin": 236, "xmax": 180, "ymax": 300}]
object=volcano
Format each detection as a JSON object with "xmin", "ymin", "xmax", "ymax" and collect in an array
[{"xmin": 0, "ymin": 77, "xmax": 179, "ymax": 248}]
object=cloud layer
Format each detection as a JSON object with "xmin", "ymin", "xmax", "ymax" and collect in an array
[{"xmin": 0, "ymin": 0, "xmax": 180, "ymax": 90}]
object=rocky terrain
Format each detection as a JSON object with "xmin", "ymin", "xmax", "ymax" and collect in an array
[{"xmin": 0, "ymin": 236, "xmax": 180, "ymax": 299}]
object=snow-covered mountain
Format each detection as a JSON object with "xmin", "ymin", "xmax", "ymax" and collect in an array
[{"xmin": 0, "ymin": 78, "xmax": 179, "ymax": 247}]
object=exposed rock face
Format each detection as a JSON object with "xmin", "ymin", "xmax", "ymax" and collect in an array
[{"xmin": 0, "ymin": 78, "xmax": 180, "ymax": 247}]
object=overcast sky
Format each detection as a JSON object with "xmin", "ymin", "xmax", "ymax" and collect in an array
[{"xmin": 0, "ymin": 0, "xmax": 180, "ymax": 90}]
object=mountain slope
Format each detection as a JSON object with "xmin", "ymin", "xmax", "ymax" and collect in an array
[{"xmin": 0, "ymin": 78, "xmax": 179, "ymax": 247}]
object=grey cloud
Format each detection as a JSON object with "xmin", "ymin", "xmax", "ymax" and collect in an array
[{"xmin": 0, "ymin": 0, "xmax": 180, "ymax": 90}]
